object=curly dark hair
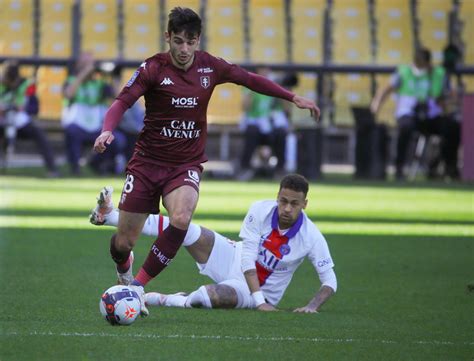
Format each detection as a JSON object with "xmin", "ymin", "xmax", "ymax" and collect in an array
[
  {"xmin": 168, "ymin": 7, "xmax": 202, "ymax": 38},
  {"xmin": 279, "ymin": 174, "xmax": 309, "ymax": 197}
]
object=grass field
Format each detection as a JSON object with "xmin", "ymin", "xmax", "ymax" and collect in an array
[{"xmin": 0, "ymin": 174, "xmax": 473, "ymax": 361}]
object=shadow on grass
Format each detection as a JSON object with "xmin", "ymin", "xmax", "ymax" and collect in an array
[
  {"xmin": 1, "ymin": 208, "xmax": 473, "ymax": 226},
  {"xmin": 1, "ymin": 167, "xmax": 473, "ymax": 191}
]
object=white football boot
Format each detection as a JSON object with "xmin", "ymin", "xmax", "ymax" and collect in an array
[
  {"xmin": 129, "ymin": 284, "xmax": 149, "ymax": 317},
  {"xmin": 145, "ymin": 292, "xmax": 188, "ymax": 307},
  {"xmin": 116, "ymin": 251, "xmax": 134, "ymax": 286},
  {"xmin": 89, "ymin": 186, "xmax": 114, "ymax": 225}
]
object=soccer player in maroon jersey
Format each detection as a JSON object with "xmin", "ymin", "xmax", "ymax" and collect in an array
[{"xmin": 93, "ymin": 7, "xmax": 320, "ymax": 316}]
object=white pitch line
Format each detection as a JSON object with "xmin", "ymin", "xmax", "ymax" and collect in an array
[{"xmin": 1, "ymin": 331, "xmax": 473, "ymax": 347}]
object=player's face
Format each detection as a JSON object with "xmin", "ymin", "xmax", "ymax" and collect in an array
[
  {"xmin": 166, "ymin": 31, "xmax": 200, "ymax": 70},
  {"xmin": 276, "ymin": 188, "xmax": 307, "ymax": 229}
]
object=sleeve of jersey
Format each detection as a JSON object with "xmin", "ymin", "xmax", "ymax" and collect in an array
[
  {"xmin": 307, "ymin": 229, "xmax": 335, "ymax": 274},
  {"xmin": 214, "ymin": 58, "xmax": 294, "ymax": 102},
  {"xmin": 101, "ymin": 99, "xmax": 129, "ymax": 132},
  {"xmin": 239, "ymin": 203, "xmax": 262, "ymax": 273},
  {"xmin": 102, "ymin": 62, "xmax": 154, "ymax": 132}
]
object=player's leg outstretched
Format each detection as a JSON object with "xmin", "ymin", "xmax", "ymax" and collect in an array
[{"xmin": 145, "ymin": 284, "xmax": 239, "ymax": 309}]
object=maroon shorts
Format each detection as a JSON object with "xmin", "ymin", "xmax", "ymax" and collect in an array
[{"xmin": 118, "ymin": 158, "xmax": 203, "ymax": 214}]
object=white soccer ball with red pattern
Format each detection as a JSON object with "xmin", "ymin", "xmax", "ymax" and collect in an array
[{"xmin": 99, "ymin": 285, "xmax": 141, "ymax": 326}]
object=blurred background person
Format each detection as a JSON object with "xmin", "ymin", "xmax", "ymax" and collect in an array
[
  {"xmin": 370, "ymin": 47, "xmax": 460, "ymax": 180},
  {"xmin": 62, "ymin": 52, "xmax": 127, "ymax": 175},
  {"xmin": 237, "ymin": 68, "xmax": 297, "ymax": 181},
  {"xmin": 0, "ymin": 61, "xmax": 58, "ymax": 177}
]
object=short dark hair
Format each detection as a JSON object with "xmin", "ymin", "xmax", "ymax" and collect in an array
[
  {"xmin": 168, "ymin": 7, "xmax": 202, "ymax": 38},
  {"xmin": 3, "ymin": 60, "xmax": 20, "ymax": 83},
  {"xmin": 415, "ymin": 47, "xmax": 431, "ymax": 64},
  {"xmin": 279, "ymin": 174, "xmax": 309, "ymax": 197}
]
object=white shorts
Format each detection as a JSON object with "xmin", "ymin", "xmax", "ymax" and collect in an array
[{"xmin": 197, "ymin": 232, "xmax": 256, "ymax": 309}]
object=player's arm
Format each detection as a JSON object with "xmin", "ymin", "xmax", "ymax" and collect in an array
[
  {"xmin": 293, "ymin": 268, "xmax": 336, "ymax": 313},
  {"xmin": 240, "ymin": 205, "xmax": 277, "ymax": 312},
  {"xmin": 94, "ymin": 62, "xmax": 151, "ymax": 153},
  {"xmin": 243, "ymin": 72, "xmax": 320, "ymax": 121},
  {"xmin": 214, "ymin": 58, "xmax": 320, "ymax": 121}
]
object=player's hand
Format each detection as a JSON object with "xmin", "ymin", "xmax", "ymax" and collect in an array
[
  {"xmin": 257, "ymin": 303, "xmax": 278, "ymax": 312},
  {"xmin": 293, "ymin": 306, "xmax": 319, "ymax": 314},
  {"xmin": 93, "ymin": 131, "xmax": 114, "ymax": 153},
  {"xmin": 292, "ymin": 95, "xmax": 321, "ymax": 121}
]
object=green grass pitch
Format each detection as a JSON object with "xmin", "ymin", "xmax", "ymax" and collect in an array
[{"xmin": 0, "ymin": 175, "xmax": 473, "ymax": 360}]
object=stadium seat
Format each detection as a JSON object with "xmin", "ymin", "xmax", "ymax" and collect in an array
[
  {"xmin": 417, "ymin": 0, "xmax": 453, "ymax": 63},
  {"xmin": 207, "ymin": 84, "xmax": 243, "ymax": 124},
  {"xmin": 459, "ymin": 0, "xmax": 474, "ymax": 65},
  {"xmin": 331, "ymin": 0, "xmax": 372, "ymax": 64},
  {"xmin": 205, "ymin": 0, "xmax": 245, "ymax": 63},
  {"xmin": 80, "ymin": 0, "xmax": 118, "ymax": 59},
  {"xmin": 374, "ymin": 0, "xmax": 414, "ymax": 65},
  {"xmin": 36, "ymin": 66, "xmax": 68, "ymax": 120},
  {"xmin": 0, "ymin": 0, "xmax": 34, "ymax": 56},
  {"xmin": 290, "ymin": 72, "xmax": 319, "ymax": 125},
  {"xmin": 290, "ymin": 0, "xmax": 325, "ymax": 64},
  {"xmin": 462, "ymin": 75, "xmax": 474, "ymax": 94},
  {"xmin": 332, "ymin": 73, "xmax": 372, "ymax": 126},
  {"xmin": 18, "ymin": 65, "xmax": 35, "ymax": 79},
  {"xmin": 39, "ymin": 0, "xmax": 74, "ymax": 58},
  {"xmin": 248, "ymin": 0, "xmax": 287, "ymax": 63},
  {"xmin": 123, "ymin": 0, "xmax": 161, "ymax": 60}
]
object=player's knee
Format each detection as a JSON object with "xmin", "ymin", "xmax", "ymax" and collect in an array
[{"xmin": 170, "ymin": 211, "xmax": 192, "ymax": 230}]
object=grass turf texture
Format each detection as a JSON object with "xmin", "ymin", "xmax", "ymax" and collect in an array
[{"xmin": 0, "ymin": 175, "xmax": 473, "ymax": 361}]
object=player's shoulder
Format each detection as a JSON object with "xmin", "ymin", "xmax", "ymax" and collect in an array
[
  {"xmin": 140, "ymin": 53, "xmax": 170, "ymax": 70},
  {"xmin": 196, "ymin": 51, "xmax": 233, "ymax": 67},
  {"xmin": 300, "ymin": 212, "xmax": 325, "ymax": 242}
]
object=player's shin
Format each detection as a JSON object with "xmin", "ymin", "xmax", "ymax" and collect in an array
[
  {"xmin": 133, "ymin": 224, "xmax": 187, "ymax": 286},
  {"xmin": 110, "ymin": 234, "xmax": 132, "ymax": 273}
]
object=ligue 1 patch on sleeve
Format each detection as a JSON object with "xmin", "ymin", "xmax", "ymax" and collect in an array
[{"xmin": 126, "ymin": 70, "xmax": 140, "ymax": 87}]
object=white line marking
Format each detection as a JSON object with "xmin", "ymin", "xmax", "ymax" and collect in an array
[{"xmin": 1, "ymin": 331, "xmax": 473, "ymax": 347}]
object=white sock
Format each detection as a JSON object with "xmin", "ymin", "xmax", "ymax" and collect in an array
[
  {"xmin": 164, "ymin": 293, "xmax": 188, "ymax": 308},
  {"xmin": 184, "ymin": 286, "xmax": 212, "ymax": 309},
  {"xmin": 104, "ymin": 208, "xmax": 119, "ymax": 226}
]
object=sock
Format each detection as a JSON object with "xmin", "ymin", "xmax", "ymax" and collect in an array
[
  {"xmin": 164, "ymin": 294, "xmax": 187, "ymax": 308},
  {"xmin": 134, "ymin": 224, "xmax": 187, "ymax": 286},
  {"xmin": 185, "ymin": 286, "xmax": 212, "ymax": 308},
  {"xmin": 109, "ymin": 234, "xmax": 131, "ymax": 273}
]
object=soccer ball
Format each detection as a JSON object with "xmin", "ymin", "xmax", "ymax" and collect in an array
[{"xmin": 99, "ymin": 285, "xmax": 141, "ymax": 326}]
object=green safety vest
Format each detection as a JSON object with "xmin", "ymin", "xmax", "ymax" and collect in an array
[
  {"xmin": 64, "ymin": 76, "xmax": 109, "ymax": 106},
  {"xmin": 397, "ymin": 64, "xmax": 445, "ymax": 101},
  {"xmin": 0, "ymin": 78, "xmax": 32, "ymax": 109},
  {"xmin": 244, "ymin": 89, "xmax": 274, "ymax": 118}
]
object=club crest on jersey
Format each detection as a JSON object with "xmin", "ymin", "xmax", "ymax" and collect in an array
[
  {"xmin": 200, "ymin": 76, "xmax": 210, "ymax": 89},
  {"xmin": 279, "ymin": 244, "xmax": 291, "ymax": 256}
]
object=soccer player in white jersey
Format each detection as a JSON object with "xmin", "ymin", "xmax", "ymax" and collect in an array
[{"xmin": 90, "ymin": 174, "xmax": 336, "ymax": 312}]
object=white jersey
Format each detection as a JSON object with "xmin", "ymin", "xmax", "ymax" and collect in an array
[{"xmin": 240, "ymin": 200, "xmax": 334, "ymax": 306}]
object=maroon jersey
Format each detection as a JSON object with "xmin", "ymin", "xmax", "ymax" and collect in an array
[{"xmin": 116, "ymin": 51, "xmax": 249, "ymax": 166}]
